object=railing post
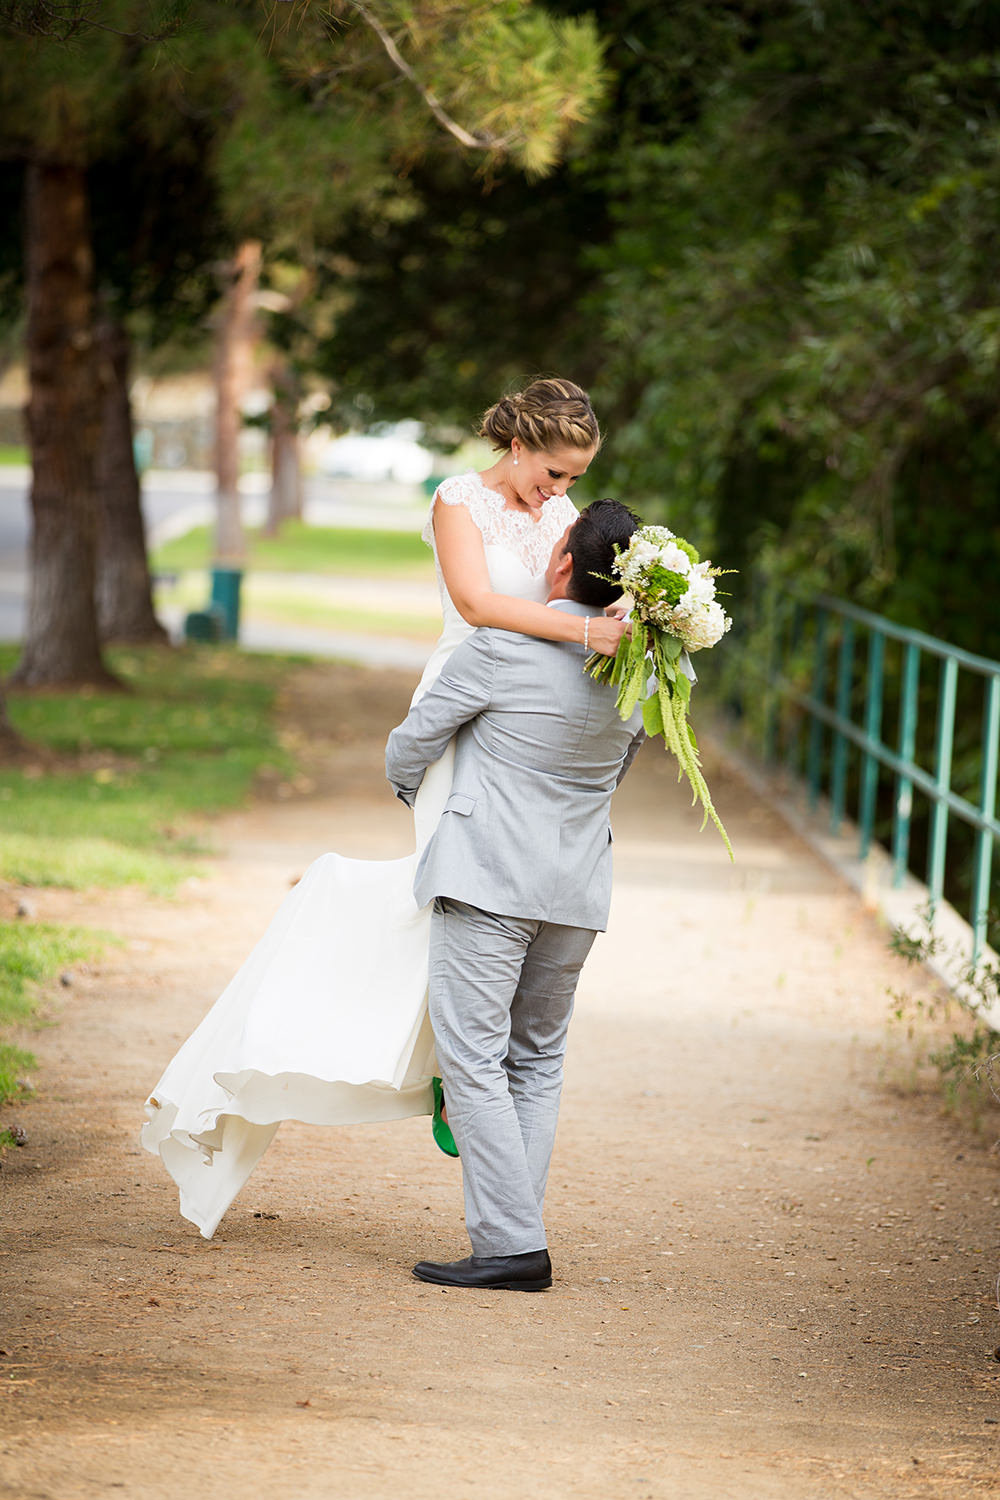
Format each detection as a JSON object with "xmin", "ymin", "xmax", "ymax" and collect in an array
[
  {"xmin": 762, "ymin": 595, "xmax": 782, "ymax": 764},
  {"xmin": 805, "ymin": 606, "xmax": 829, "ymax": 811},
  {"xmin": 830, "ymin": 617, "xmax": 855, "ymax": 835},
  {"xmin": 785, "ymin": 601, "xmax": 805, "ymax": 776},
  {"xmin": 891, "ymin": 642, "xmax": 921, "ymax": 889},
  {"xmin": 749, "ymin": 592, "xmax": 999, "ymax": 962},
  {"xmin": 858, "ymin": 629, "xmax": 885, "ymax": 860},
  {"xmin": 970, "ymin": 673, "xmax": 1000, "ymax": 964},
  {"xmin": 926, "ymin": 655, "xmax": 957, "ymax": 912}
]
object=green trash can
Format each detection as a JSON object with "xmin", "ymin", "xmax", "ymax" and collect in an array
[
  {"xmin": 184, "ymin": 605, "xmax": 226, "ymax": 643},
  {"xmin": 210, "ymin": 568, "xmax": 243, "ymax": 641}
]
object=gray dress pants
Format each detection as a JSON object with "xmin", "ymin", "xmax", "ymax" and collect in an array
[{"xmin": 428, "ymin": 896, "xmax": 597, "ymax": 1256}]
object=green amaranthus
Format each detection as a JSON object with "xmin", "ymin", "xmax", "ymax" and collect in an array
[{"xmin": 587, "ymin": 622, "xmax": 734, "ymax": 860}]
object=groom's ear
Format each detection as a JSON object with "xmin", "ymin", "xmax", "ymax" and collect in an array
[{"xmin": 554, "ymin": 547, "xmax": 574, "ymax": 585}]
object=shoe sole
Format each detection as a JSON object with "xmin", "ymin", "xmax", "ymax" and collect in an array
[{"xmin": 411, "ymin": 1269, "xmax": 552, "ymax": 1291}]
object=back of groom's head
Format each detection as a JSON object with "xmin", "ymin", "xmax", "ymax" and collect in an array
[{"xmin": 565, "ymin": 499, "xmax": 641, "ymax": 606}]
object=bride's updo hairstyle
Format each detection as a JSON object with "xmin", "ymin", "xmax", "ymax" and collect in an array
[{"xmin": 479, "ymin": 377, "xmax": 600, "ymax": 456}]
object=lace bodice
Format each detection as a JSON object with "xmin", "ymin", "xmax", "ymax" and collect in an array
[
  {"xmin": 413, "ymin": 471, "xmax": 579, "ymax": 705},
  {"xmin": 421, "ymin": 471, "xmax": 578, "ymax": 578}
]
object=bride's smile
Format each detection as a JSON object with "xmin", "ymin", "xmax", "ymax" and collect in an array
[{"xmin": 485, "ymin": 440, "xmax": 598, "ymax": 517}]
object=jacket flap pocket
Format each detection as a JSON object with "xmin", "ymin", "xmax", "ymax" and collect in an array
[{"xmin": 445, "ymin": 792, "xmax": 477, "ymax": 817}]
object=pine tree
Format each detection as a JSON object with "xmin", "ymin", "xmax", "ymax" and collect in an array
[{"xmin": 1, "ymin": 0, "xmax": 605, "ymax": 684}]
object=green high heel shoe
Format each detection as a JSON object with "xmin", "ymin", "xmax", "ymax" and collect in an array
[{"xmin": 431, "ymin": 1076, "xmax": 459, "ymax": 1158}]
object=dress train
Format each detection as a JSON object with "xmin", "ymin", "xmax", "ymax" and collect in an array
[{"xmin": 141, "ymin": 747, "xmax": 454, "ymax": 1239}]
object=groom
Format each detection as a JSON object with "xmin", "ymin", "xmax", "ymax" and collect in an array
[{"xmin": 385, "ymin": 500, "xmax": 644, "ymax": 1291}]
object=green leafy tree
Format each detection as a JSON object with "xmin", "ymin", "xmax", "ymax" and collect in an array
[
  {"xmin": 587, "ymin": 1, "xmax": 1000, "ymax": 653},
  {"xmin": 1, "ymin": 0, "xmax": 606, "ymax": 682},
  {"xmin": 212, "ymin": 0, "xmax": 608, "ymax": 540},
  {"xmin": 304, "ymin": 0, "xmax": 729, "ymax": 456},
  {"xmin": 314, "ymin": 0, "xmax": 1000, "ymax": 663}
]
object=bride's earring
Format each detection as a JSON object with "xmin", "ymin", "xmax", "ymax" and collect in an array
[{"xmin": 512, "ymin": 455, "xmax": 519, "ymax": 466}]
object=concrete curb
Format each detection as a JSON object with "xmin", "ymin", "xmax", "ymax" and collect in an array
[{"xmin": 709, "ymin": 718, "xmax": 1000, "ymax": 1028}]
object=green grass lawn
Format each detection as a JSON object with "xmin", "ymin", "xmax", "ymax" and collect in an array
[
  {"xmin": 0, "ymin": 644, "xmax": 301, "ymax": 1111},
  {"xmin": 0, "ymin": 644, "xmax": 300, "ymax": 889},
  {"xmin": 0, "ymin": 444, "xmax": 27, "ymax": 466},
  {"xmin": 0, "ymin": 923, "xmax": 114, "ymax": 1110},
  {"xmin": 153, "ymin": 521, "xmax": 435, "ymax": 579},
  {"xmin": 154, "ymin": 571, "xmax": 441, "ymax": 641},
  {"xmin": 248, "ymin": 594, "xmax": 440, "ymax": 638}
]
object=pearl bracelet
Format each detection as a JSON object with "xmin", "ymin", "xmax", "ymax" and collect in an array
[{"xmin": 583, "ymin": 616, "xmax": 589, "ymax": 651}]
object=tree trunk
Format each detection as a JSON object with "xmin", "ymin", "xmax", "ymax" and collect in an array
[
  {"xmin": 94, "ymin": 312, "xmax": 169, "ymax": 644},
  {"xmin": 264, "ymin": 358, "xmax": 303, "ymax": 536},
  {"xmin": 0, "ymin": 684, "xmax": 22, "ymax": 759},
  {"xmin": 213, "ymin": 240, "xmax": 261, "ymax": 562},
  {"xmin": 10, "ymin": 159, "xmax": 118, "ymax": 689}
]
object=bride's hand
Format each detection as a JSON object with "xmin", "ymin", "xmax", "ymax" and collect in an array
[{"xmin": 587, "ymin": 613, "xmax": 629, "ymax": 657}]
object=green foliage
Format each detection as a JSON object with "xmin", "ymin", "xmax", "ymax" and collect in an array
[
  {"xmin": 320, "ymin": 3, "xmax": 1000, "ymax": 662},
  {"xmin": 585, "ymin": 614, "xmax": 732, "ymax": 855},
  {"xmin": 588, "ymin": 3, "xmax": 1000, "ymax": 651},
  {"xmin": 0, "ymin": 922, "xmax": 108, "ymax": 1024},
  {"xmin": 0, "ymin": 922, "xmax": 109, "ymax": 1109},
  {"xmin": 889, "ymin": 906, "xmax": 1000, "ymax": 1124},
  {"xmin": 1, "ymin": 0, "xmax": 608, "ymax": 445}
]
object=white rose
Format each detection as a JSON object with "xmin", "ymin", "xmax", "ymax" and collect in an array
[
  {"xmin": 658, "ymin": 541, "xmax": 692, "ymax": 576},
  {"xmin": 630, "ymin": 539, "xmax": 661, "ymax": 570}
]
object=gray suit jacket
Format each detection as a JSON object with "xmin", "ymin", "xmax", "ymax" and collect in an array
[{"xmin": 385, "ymin": 600, "xmax": 645, "ymax": 932}]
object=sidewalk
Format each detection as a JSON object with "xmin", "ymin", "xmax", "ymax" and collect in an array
[{"xmin": 0, "ymin": 658, "xmax": 997, "ymax": 1499}]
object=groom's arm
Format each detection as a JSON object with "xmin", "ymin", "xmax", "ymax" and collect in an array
[{"xmin": 385, "ymin": 631, "xmax": 498, "ymax": 806}]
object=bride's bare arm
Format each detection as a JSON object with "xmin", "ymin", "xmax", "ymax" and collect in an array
[{"xmin": 433, "ymin": 501, "xmax": 627, "ymax": 656}]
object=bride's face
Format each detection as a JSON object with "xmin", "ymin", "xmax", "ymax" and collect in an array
[{"xmin": 511, "ymin": 442, "xmax": 597, "ymax": 511}]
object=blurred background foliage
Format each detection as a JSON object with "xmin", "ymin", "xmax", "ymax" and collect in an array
[
  {"xmin": 315, "ymin": 0, "xmax": 1000, "ymax": 659},
  {"xmin": 1, "ymin": 0, "xmax": 998, "ymax": 658}
]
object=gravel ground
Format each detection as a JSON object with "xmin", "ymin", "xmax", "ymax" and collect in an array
[{"xmin": 1, "ymin": 660, "xmax": 998, "ymax": 1500}]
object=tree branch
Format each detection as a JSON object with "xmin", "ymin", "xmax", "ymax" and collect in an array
[
  {"xmin": 347, "ymin": 0, "xmax": 517, "ymax": 153},
  {"xmin": 0, "ymin": 0, "xmax": 187, "ymax": 42}
]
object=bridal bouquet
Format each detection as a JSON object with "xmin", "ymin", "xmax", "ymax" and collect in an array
[{"xmin": 586, "ymin": 525, "xmax": 734, "ymax": 857}]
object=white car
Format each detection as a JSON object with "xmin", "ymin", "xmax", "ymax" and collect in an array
[{"xmin": 318, "ymin": 421, "xmax": 435, "ymax": 485}]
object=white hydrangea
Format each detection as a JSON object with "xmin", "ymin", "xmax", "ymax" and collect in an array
[
  {"xmin": 671, "ymin": 598, "xmax": 731, "ymax": 650},
  {"xmin": 678, "ymin": 571, "xmax": 717, "ymax": 608}
]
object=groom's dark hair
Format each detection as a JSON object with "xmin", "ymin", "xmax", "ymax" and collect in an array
[{"xmin": 566, "ymin": 499, "xmax": 641, "ymax": 606}]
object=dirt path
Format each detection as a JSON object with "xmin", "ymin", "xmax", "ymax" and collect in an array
[{"xmin": 1, "ymin": 661, "xmax": 998, "ymax": 1499}]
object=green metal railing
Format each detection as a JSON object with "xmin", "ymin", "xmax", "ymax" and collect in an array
[{"xmin": 755, "ymin": 595, "xmax": 1000, "ymax": 963}]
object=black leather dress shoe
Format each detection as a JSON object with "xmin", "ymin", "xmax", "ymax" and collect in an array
[{"xmin": 412, "ymin": 1249, "xmax": 552, "ymax": 1291}]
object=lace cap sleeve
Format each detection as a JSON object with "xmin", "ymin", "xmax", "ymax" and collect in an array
[
  {"xmin": 420, "ymin": 473, "xmax": 483, "ymax": 548},
  {"xmin": 554, "ymin": 493, "xmax": 579, "ymax": 530}
]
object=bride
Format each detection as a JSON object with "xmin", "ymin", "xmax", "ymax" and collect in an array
[{"xmin": 142, "ymin": 376, "xmax": 626, "ymax": 1238}]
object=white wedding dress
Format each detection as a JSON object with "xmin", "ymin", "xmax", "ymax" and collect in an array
[{"xmin": 142, "ymin": 473, "xmax": 578, "ymax": 1238}]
